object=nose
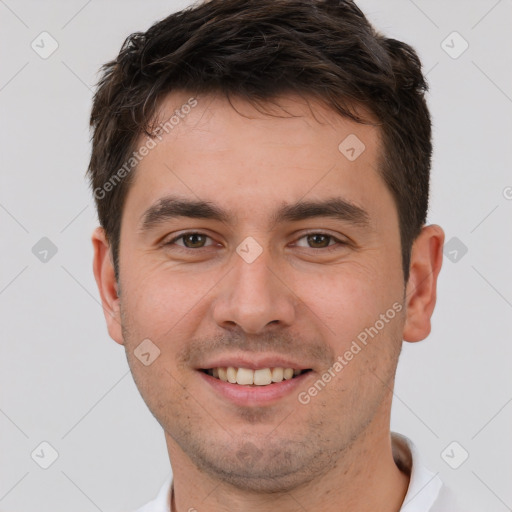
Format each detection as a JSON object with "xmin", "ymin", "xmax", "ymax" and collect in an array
[{"xmin": 212, "ymin": 245, "xmax": 297, "ymax": 334}]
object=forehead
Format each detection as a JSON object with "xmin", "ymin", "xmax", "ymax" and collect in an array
[
  {"xmin": 122, "ymin": 92, "xmax": 393, "ymax": 228},
  {"xmin": 146, "ymin": 91, "xmax": 380, "ymax": 159}
]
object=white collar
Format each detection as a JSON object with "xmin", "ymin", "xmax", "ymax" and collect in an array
[{"xmin": 391, "ymin": 432, "xmax": 444, "ymax": 511}]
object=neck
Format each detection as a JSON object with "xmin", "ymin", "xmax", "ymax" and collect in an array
[{"xmin": 167, "ymin": 419, "xmax": 410, "ymax": 512}]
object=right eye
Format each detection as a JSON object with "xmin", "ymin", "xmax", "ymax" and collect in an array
[{"xmin": 164, "ymin": 232, "xmax": 215, "ymax": 249}]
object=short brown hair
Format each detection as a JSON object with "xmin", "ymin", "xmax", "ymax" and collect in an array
[{"xmin": 87, "ymin": 0, "xmax": 431, "ymax": 283}]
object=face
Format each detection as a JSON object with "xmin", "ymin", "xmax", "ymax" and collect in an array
[{"xmin": 95, "ymin": 92, "xmax": 422, "ymax": 492}]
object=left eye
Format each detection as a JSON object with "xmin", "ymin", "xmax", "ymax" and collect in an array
[
  {"xmin": 295, "ymin": 233, "xmax": 341, "ymax": 249},
  {"xmin": 166, "ymin": 232, "xmax": 343, "ymax": 250}
]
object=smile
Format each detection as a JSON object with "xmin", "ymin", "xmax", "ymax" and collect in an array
[{"xmin": 202, "ymin": 367, "xmax": 312, "ymax": 386}]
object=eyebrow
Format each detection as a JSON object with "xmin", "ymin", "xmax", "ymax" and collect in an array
[{"xmin": 138, "ymin": 195, "xmax": 370, "ymax": 232}]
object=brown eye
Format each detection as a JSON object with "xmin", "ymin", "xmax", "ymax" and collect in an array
[
  {"xmin": 306, "ymin": 233, "xmax": 332, "ymax": 248},
  {"xmin": 293, "ymin": 232, "xmax": 348, "ymax": 252},
  {"xmin": 180, "ymin": 233, "xmax": 207, "ymax": 248},
  {"xmin": 165, "ymin": 232, "xmax": 213, "ymax": 249}
]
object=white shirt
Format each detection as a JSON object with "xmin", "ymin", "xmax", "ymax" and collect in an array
[{"xmin": 131, "ymin": 432, "xmax": 462, "ymax": 512}]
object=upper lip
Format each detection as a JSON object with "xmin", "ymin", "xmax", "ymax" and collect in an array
[{"xmin": 197, "ymin": 354, "xmax": 312, "ymax": 371}]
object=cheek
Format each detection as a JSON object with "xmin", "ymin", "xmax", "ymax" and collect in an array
[
  {"xmin": 120, "ymin": 263, "xmax": 219, "ymax": 346},
  {"xmin": 292, "ymin": 260, "xmax": 398, "ymax": 340},
  {"xmin": 122, "ymin": 282, "xmax": 177, "ymax": 341}
]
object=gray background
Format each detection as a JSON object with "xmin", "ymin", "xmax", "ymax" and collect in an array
[{"xmin": 1, "ymin": 0, "xmax": 511, "ymax": 510}]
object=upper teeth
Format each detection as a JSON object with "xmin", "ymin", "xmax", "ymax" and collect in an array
[{"xmin": 208, "ymin": 367, "xmax": 302, "ymax": 385}]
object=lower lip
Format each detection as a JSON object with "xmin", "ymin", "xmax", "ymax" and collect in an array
[{"xmin": 198, "ymin": 371, "xmax": 312, "ymax": 406}]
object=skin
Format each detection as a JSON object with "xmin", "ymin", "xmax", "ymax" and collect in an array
[{"xmin": 92, "ymin": 92, "xmax": 444, "ymax": 512}]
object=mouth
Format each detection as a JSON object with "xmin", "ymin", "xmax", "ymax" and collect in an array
[{"xmin": 200, "ymin": 367, "xmax": 312, "ymax": 386}]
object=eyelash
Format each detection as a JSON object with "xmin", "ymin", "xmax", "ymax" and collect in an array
[{"xmin": 164, "ymin": 231, "xmax": 348, "ymax": 253}]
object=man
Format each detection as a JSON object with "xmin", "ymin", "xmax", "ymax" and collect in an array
[{"xmin": 89, "ymin": 0, "xmax": 460, "ymax": 510}]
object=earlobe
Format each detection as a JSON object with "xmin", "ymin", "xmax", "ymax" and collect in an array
[
  {"xmin": 402, "ymin": 224, "xmax": 445, "ymax": 343},
  {"xmin": 91, "ymin": 227, "xmax": 124, "ymax": 345}
]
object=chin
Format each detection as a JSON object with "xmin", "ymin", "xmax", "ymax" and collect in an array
[{"xmin": 183, "ymin": 438, "xmax": 336, "ymax": 493}]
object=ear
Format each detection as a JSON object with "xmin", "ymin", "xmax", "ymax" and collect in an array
[
  {"xmin": 91, "ymin": 227, "xmax": 124, "ymax": 345},
  {"xmin": 403, "ymin": 224, "xmax": 445, "ymax": 343}
]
